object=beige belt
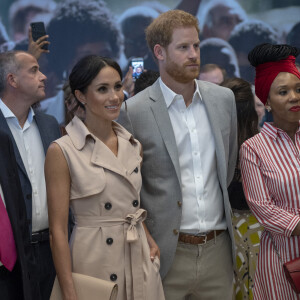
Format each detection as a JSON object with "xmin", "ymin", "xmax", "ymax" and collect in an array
[{"xmin": 75, "ymin": 209, "xmax": 147, "ymax": 300}]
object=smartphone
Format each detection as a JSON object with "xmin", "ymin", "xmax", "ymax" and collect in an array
[
  {"xmin": 131, "ymin": 57, "xmax": 144, "ymax": 81},
  {"xmin": 30, "ymin": 22, "xmax": 48, "ymax": 50}
]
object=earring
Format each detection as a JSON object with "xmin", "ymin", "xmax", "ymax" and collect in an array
[{"xmin": 266, "ymin": 105, "xmax": 271, "ymax": 112}]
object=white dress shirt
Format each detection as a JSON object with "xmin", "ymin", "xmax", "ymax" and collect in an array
[
  {"xmin": 0, "ymin": 100, "xmax": 48, "ymax": 232},
  {"xmin": 159, "ymin": 78, "xmax": 227, "ymax": 233}
]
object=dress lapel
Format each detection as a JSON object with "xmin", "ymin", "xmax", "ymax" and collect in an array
[
  {"xmin": 67, "ymin": 117, "xmax": 142, "ymax": 194},
  {"xmin": 90, "ymin": 131, "xmax": 141, "ymax": 199}
]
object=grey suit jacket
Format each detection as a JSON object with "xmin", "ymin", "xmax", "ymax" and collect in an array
[
  {"xmin": 0, "ymin": 109, "xmax": 61, "ymax": 234},
  {"xmin": 118, "ymin": 79, "xmax": 237, "ymax": 279}
]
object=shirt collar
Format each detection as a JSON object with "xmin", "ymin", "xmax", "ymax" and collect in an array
[
  {"xmin": 0, "ymin": 98, "xmax": 35, "ymax": 126},
  {"xmin": 66, "ymin": 116, "xmax": 135, "ymax": 150},
  {"xmin": 159, "ymin": 78, "xmax": 202, "ymax": 108},
  {"xmin": 262, "ymin": 121, "xmax": 300, "ymax": 140}
]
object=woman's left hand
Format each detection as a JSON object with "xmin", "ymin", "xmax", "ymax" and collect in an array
[
  {"xmin": 148, "ymin": 237, "xmax": 160, "ymax": 262},
  {"xmin": 143, "ymin": 222, "xmax": 160, "ymax": 262}
]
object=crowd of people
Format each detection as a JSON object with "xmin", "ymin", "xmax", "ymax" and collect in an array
[{"xmin": 1, "ymin": 1, "xmax": 300, "ymax": 300}]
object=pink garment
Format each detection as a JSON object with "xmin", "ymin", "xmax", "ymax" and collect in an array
[{"xmin": 0, "ymin": 194, "xmax": 17, "ymax": 271}]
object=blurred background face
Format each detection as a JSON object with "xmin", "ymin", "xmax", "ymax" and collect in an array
[
  {"xmin": 236, "ymin": 51, "xmax": 255, "ymax": 83},
  {"xmin": 68, "ymin": 41, "xmax": 113, "ymax": 75},
  {"xmin": 203, "ymin": 5, "xmax": 242, "ymax": 41},
  {"xmin": 199, "ymin": 68, "xmax": 224, "ymax": 84},
  {"xmin": 122, "ymin": 17, "xmax": 152, "ymax": 59}
]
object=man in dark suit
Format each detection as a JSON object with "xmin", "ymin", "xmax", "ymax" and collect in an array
[
  {"xmin": 0, "ymin": 130, "xmax": 34, "ymax": 300},
  {"xmin": 0, "ymin": 50, "xmax": 60, "ymax": 300}
]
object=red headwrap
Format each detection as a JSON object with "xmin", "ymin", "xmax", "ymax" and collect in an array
[{"xmin": 255, "ymin": 55, "xmax": 300, "ymax": 105}]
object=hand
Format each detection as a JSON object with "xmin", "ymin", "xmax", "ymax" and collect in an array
[
  {"xmin": 27, "ymin": 27, "xmax": 50, "ymax": 60},
  {"xmin": 292, "ymin": 221, "xmax": 300, "ymax": 236},
  {"xmin": 143, "ymin": 223, "xmax": 160, "ymax": 261},
  {"xmin": 149, "ymin": 237, "xmax": 160, "ymax": 262},
  {"xmin": 123, "ymin": 67, "xmax": 135, "ymax": 97}
]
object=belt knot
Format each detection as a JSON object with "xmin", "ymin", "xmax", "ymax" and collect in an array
[{"xmin": 125, "ymin": 209, "xmax": 146, "ymax": 243}]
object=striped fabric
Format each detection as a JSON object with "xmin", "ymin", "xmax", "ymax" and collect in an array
[{"xmin": 240, "ymin": 122, "xmax": 300, "ymax": 300}]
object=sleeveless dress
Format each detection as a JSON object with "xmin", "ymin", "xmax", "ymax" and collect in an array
[{"xmin": 55, "ymin": 116, "xmax": 165, "ymax": 300}]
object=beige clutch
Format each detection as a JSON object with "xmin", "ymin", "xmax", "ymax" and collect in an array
[{"xmin": 50, "ymin": 273, "xmax": 118, "ymax": 300}]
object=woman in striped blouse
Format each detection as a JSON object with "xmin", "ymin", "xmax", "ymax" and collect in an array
[{"xmin": 240, "ymin": 43, "xmax": 300, "ymax": 299}]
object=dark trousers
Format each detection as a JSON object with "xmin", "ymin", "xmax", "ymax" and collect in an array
[
  {"xmin": 31, "ymin": 240, "xmax": 56, "ymax": 300},
  {"xmin": 0, "ymin": 262, "xmax": 24, "ymax": 300}
]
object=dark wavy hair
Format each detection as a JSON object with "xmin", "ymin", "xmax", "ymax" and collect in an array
[
  {"xmin": 221, "ymin": 77, "xmax": 258, "ymax": 150},
  {"xmin": 248, "ymin": 43, "xmax": 300, "ymax": 67},
  {"xmin": 69, "ymin": 55, "xmax": 122, "ymax": 110},
  {"xmin": 47, "ymin": 0, "xmax": 121, "ymax": 81}
]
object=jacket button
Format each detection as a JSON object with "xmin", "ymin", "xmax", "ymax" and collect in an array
[
  {"xmin": 173, "ymin": 229, "xmax": 179, "ymax": 235},
  {"xmin": 110, "ymin": 274, "xmax": 117, "ymax": 281},
  {"xmin": 132, "ymin": 200, "xmax": 139, "ymax": 207},
  {"xmin": 106, "ymin": 238, "xmax": 113, "ymax": 245},
  {"xmin": 105, "ymin": 202, "xmax": 112, "ymax": 210},
  {"xmin": 134, "ymin": 167, "xmax": 138, "ymax": 173},
  {"xmin": 177, "ymin": 201, "xmax": 182, "ymax": 207},
  {"xmin": 26, "ymin": 194, "xmax": 31, "ymax": 200}
]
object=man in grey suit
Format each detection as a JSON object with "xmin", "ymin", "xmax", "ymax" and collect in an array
[
  {"xmin": 0, "ymin": 51, "xmax": 60, "ymax": 300},
  {"xmin": 118, "ymin": 10, "xmax": 237, "ymax": 299}
]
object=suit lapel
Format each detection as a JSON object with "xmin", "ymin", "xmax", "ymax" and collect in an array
[
  {"xmin": 198, "ymin": 81, "xmax": 226, "ymax": 183},
  {"xmin": 34, "ymin": 113, "xmax": 49, "ymax": 154},
  {"xmin": 0, "ymin": 110, "xmax": 28, "ymax": 177},
  {"xmin": 148, "ymin": 81, "xmax": 181, "ymax": 184}
]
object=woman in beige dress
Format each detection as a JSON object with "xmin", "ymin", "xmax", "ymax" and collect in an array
[{"xmin": 45, "ymin": 55, "xmax": 165, "ymax": 300}]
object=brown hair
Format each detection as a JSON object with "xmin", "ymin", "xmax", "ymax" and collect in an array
[
  {"xmin": 145, "ymin": 9, "xmax": 200, "ymax": 57},
  {"xmin": 221, "ymin": 77, "xmax": 258, "ymax": 150},
  {"xmin": 221, "ymin": 77, "xmax": 258, "ymax": 182}
]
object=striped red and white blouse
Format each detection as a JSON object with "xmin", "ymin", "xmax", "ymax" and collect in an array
[{"xmin": 240, "ymin": 122, "xmax": 300, "ymax": 300}]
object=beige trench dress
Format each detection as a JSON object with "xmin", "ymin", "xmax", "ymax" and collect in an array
[{"xmin": 55, "ymin": 116, "xmax": 165, "ymax": 300}]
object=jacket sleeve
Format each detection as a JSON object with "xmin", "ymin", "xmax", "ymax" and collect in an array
[
  {"xmin": 117, "ymin": 103, "xmax": 134, "ymax": 135},
  {"xmin": 227, "ymin": 91, "xmax": 238, "ymax": 187},
  {"xmin": 240, "ymin": 142, "xmax": 300, "ymax": 237}
]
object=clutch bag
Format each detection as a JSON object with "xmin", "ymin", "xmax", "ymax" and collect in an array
[
  {"xmin": 283, "ymin": 258, "xmax": 300, "ymax": 294},
  {"xmin": 270, "ymin": 232, "xmax": 300, "ymax": 294},
  {"xmin": 50, "ymin": 272, "xmax": 118, "ymax": 300}
]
